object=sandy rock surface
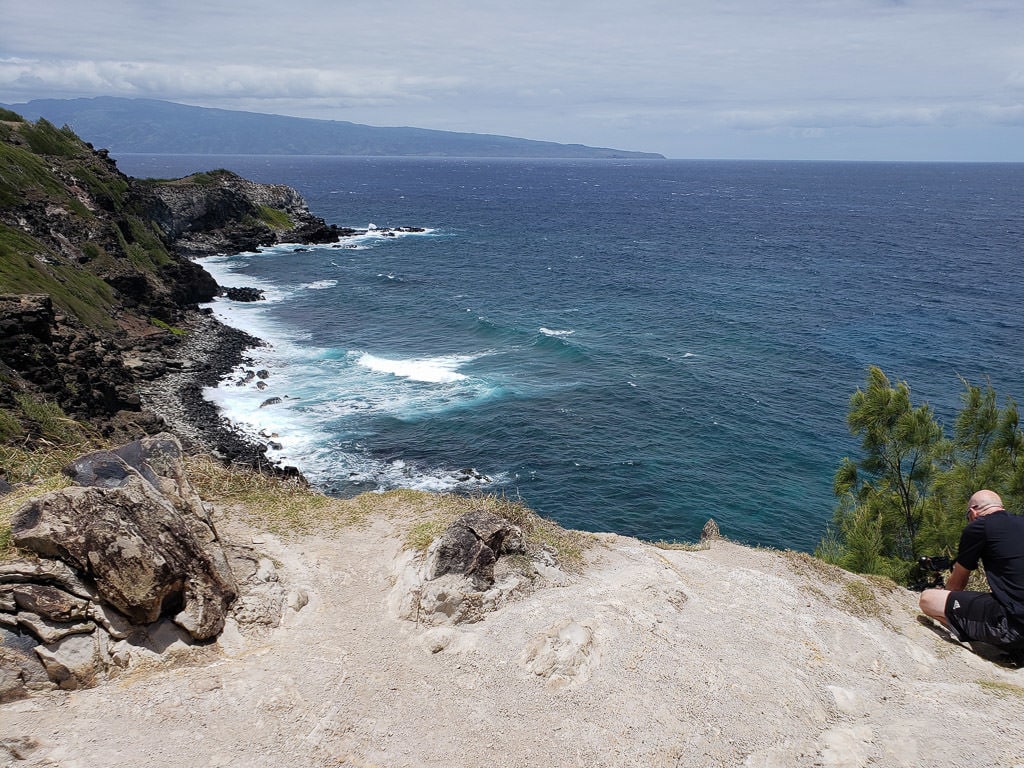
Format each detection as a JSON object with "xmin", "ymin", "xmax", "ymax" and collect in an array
[{"xmin": 2, "ymin": 513, "xmax": 1023, "ymax": 768}]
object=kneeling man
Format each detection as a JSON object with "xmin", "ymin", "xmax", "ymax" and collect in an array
[{"xmin": 920, "ymin": 489, "xmax": 1024, "ymax": 652}]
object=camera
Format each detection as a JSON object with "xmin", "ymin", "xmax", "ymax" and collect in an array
[{"xmin": 910, "ymin": 555, "xmax": 953, "ymax": 591}]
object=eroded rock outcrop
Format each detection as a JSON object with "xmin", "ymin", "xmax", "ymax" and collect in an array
[
  {"xmin": 0, "ymin": 294, "xmax": 148, "ymax": 426},
  {"xmin": 141, "ymin": 170, "xmax": 343, "ymax": 256},
  {"xmin": 0, "ymin": 434, "xmax": 239, "ymax": 701},
  {"xmin": 393, "ymin": 509, "xmax": 562, "ymax": 626}
]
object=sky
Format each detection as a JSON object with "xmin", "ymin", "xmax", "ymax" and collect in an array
[{"xmin": 2, "ymin": 0, "xmax": 1023, "ymax": 161}]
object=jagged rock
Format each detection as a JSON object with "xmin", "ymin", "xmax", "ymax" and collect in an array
[
  {"xmin": 34, "ymin": 632, "xmax": 105, "ymax": 690},
  {"xmin": 11, "ymin": 435, "xmax": 237, "ymax": 641},
  {"xmin": 393, "ymin": 511, "xmax": 537, "ymax": 626},
  {"xmin": 260, "ymin": 397, "xmax": 282, "ymax": 408},
  {"xmin": 108, "ymin": 619, "xmax": 194, "ymax": 669},
  {"xmin": 15, "ymin": 612, "xmax": 96, "ymax": 645},
  {"xmin": 143, "ymin": 169, "xmax": 344, "ymax": 256},
  {"xmin": 0, "ymin": 436, "xmax": 266, "ymax": 699},
  {"xmin": 426, "ymin": 510, "xmax": 523, "ymax": 589},
  {"xmin": 230, "ymin": 591, "xmax": 286, "ymax": 629},
  {"xmin": 521, "ymin": 619, "xmax": 599, "ymax": 690},
  {"xmin": 89, "ymin": 603, "xmax": 133, "ymax": 640},
  {"xmin": 414, "ymin": 574, "xmax": 485, "ymax": 625},
  {"xmin": 222, "ymin": 286, "xmax": 265, "ymax": 302},
  {"xmin": 0, "ymin": 295, "xmax": 141, "ymax": 424},
  {"xmin": 9, "ymin": 584, "xmax": 91, "ymax": 622},
  {"xmin": 0, "ymin": 628, "xmax": 51, "ymax": 702},
  {"xmin": 0, "ymin": 558, "xmax": 99, "ymax": 601},
  {"xmin": 701, "ymin": 518, "xmax": 721, "ymax": 543}
]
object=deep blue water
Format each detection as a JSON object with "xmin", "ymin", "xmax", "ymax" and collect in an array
[{"xmin": 117, "ymin": 155, "xmax": 1024, "ymax": 551}]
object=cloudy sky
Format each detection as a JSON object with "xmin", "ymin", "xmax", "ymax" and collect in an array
[{"xmin": 2, "ymin": 0, "xmax": 1023, "ymax": 160}]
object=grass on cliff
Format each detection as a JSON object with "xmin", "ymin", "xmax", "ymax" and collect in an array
[
  {"xmin": 0, "ymin": 409, "xmax": 98, "ymax": 559},
  {"xmin": 0, "ymin": 438, "xmax": 96, "ymax": 561},
  {"xmin": 185, "ymin": 455, "xmax": 590, "ymax": 571},
  {"xmin": 0, "ymin": 229, "xmax": 119, "ymax": 330},
  {"xmin": 257, "ymin": 205, "xmax": 293, "ymax": 230},
  {"xmin": 0, "ymin": 141, "xmax": 80, "ymax": 208},
  {"xmin": 2, "ymin": 441, "xmax": 591, "ymax": 570}
]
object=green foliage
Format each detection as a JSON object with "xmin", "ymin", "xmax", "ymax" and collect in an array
[
  {"xmin": 116, "ymin": 217, "xmax": 173, "ymax": 270},
  {"xmin": 0, "ymin": 225, "xmax": 117, "ymax": 330},
  {"xmin": 0, "ymin": 408, "xmax": 23, "ymax": 443},
  {"xmin": 820, "ymin": 367, "xmax": 1024, "ymax": 584},
  {"xmin": 21, "ymin": 118, "xmax": 86, "ymax": 158},
  {"xmin": 73, "ymin": 164, "xmax": 130, "ymax": 212},
  {"xmin": 14, "ymin": 394, "xmax": 82, "ymax": 445},
  {"xmin": 0, "ymin": 107, "xmax": 24, "ymax": 122},
  {"xmin": 0, "ymin": 141, "xmax": 75, "ymax": 207},
  {"xmin": 832, "ymin": 366, "xmax": 945, "ymax": 562},
  {"xmin": 150, "ymin": 317, "xmax": 187, "ymax": 336},
  {"xmin": 150, "ymin": 169, "xmax": 237, "ymax": 188},
  {"xmin": 257, "ymin": 205, "xmax": 293, "ymax": 230},
  {"xmin": 0, "ymin": 455, "xmax": 80, "ymax": 562}
]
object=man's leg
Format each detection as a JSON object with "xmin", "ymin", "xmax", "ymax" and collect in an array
[{"xmin": 920, "ymin": 588, "xmax": 951, "ymax": 625}]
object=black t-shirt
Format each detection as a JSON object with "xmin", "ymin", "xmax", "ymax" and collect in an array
[{"xmin": 956, "ymin": 510, "xmax": 1024, "ymax": 622}]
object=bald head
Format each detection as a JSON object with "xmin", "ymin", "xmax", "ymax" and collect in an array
[{"xmin": 968, "ymin": 489, "xmax": 1004, "ymax": 518}]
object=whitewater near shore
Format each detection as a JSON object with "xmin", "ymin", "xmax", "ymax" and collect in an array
[{"xmin": 2, "ymin": 501, "xmax": 1022, "ymax": 768}]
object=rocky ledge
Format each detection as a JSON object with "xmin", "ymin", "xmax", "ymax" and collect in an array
[
  {"xmin": 0, "ymin": 435, "xmax": 260, "ymax": 699},
  {"xmin": 140, "ymin": 169, "xmax": 345, "ymax": 256},
  {"xmin": 0, "ymin": 435, "xmax": 562, "ymax": 702}
]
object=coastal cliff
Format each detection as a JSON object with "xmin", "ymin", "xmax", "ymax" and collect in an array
[{"xmin": 0, "ymin": 111, "xmax": 335, "ymax": 458}]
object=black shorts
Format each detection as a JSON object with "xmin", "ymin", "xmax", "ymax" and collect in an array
[{"xmin": 945, "ymin": 591, "xmax": 1024, "ymax": 648}]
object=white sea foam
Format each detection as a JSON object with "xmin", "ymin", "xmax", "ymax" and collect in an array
[
  {"xmin": 357, "ymin": 352, "xmax": 473, "ymax": 383},
  {"xmin": 539, "ymin": 327, "xmax": 575, "ymax": 337},
  {"xmin": 204, "ymin": 354, "xmax": 507, "ymax": 495},
  {"xmin": 191, "ymin": 231, "xmax": 502, "ymax": 495},
  {"xmin": 198, "ymin": 254, "xmax": 287, "ymax": 303}
]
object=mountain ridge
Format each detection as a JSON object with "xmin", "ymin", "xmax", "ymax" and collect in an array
[{"xmin": 3, "ymin": 97, "xmax": 665, "ymax": 159}]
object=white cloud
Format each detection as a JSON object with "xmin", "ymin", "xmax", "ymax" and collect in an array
[
  {"xmin": 0, "ymin": 58, "xmax": 464, "ymax": 106},
  {"xmin": 2, "ymin": 0, "xmax": 1023, "ymax": 158}
]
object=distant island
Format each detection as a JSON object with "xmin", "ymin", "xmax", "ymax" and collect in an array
[{"xmin": 2, "ymin": 97, "xmax": 665, "ymax": 159}]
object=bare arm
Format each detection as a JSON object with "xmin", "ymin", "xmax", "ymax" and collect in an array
[{"xmin": 945, "ymin": 562, "xmax": 971, "ymax": 592}]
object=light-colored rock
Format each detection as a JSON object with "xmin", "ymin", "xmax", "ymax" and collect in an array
[
  {"xmin": 255, "ymin": 558, "xmax": 279, "ymax": 583},
  {"xmin": 14, "ymin": 612, "xmax": 95, "ymax": 645},
  {"xmin": 0, "ymin": 628, "xmax": 52, "ymax": 701},
  {"xmin": 34, "ymin": 632, "xmax": 103, "ymax": 690},
  {"xmin": 107, "ymin": 619, "xmax": 194, "ymax": 669},
  {"xmin": 286, "ymin": 588, "xmax": 308, "ymax": 612},
  {"xmin": 521, "ymin": 618, "xmax": 599, "ymax": 689}
]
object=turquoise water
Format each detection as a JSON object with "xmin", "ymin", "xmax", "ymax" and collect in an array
[{"xmin": 119, "ymin": 155, "xmax": 1024, "ymax": 551}]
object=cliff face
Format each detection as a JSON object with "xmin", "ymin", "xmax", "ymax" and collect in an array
[
  {"xmin": 0, "ymin": 112, "xmax": 338, "ymax": 447},
  {"xmin": 140, "ymin": 169, "xmax": 344, "ymax": 257}
]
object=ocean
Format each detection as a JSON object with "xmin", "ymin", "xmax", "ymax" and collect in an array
[{"xmin": 116, "ymin": 155, "xmax": 1024, "ymax": 552}]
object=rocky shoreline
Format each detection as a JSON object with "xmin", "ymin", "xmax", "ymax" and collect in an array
[{"xmin": 136, "ymin": 311, "xmax": 296, "ymax": 475}]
